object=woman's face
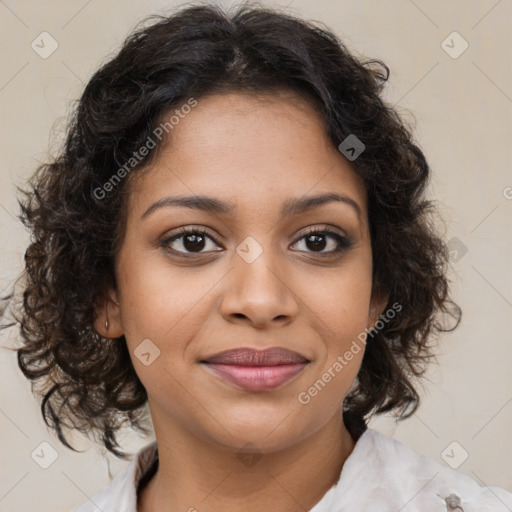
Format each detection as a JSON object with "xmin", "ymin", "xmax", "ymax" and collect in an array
[{"xmin": 104, "ymin": 91, "xmax": 386, "ymax": 453}]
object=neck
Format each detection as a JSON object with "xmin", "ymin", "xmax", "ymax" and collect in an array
[{"xmin": 138, "ymin": 409, "xmax": 356, "ymax": 512}]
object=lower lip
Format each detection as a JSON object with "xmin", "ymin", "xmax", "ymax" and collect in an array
[{"xmin": 202, "ymin": 362, "xmax": 308, "ymax": 391}]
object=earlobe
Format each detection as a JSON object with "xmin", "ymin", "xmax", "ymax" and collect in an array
[
  {"xmin": 93, "ymin": 291, "xmax": 123, "ymax": 338},
  {"xmin": 368, "ymin": 291, "xmax": 389, "ymax": 330}
]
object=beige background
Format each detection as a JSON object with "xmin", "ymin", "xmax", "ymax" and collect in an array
[{"xmin": 1, "ymin": 0, "xmax": 511, "ymax": 511}]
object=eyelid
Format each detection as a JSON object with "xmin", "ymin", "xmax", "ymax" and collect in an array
[
  {"xmin": 294, "ymin": 223, "xmax": 348, "ymax": 239},
  {"xmin": 162, "ymin": 224, "xmax": 347, "ymax": 245},
  {"xmin": 163, "ymin": 225, "xmax": 221, "ymax": 242},
  {"xmin": 160, "ymin": 223, "xmax": 354, "ymax": 258}
]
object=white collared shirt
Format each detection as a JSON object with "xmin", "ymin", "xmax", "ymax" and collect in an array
[{"xmin": 71, "ymin": 428, "xmax": 512, "ymax": 511}]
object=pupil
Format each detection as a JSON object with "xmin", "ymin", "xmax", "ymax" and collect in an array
[
  {"xmin": 181, "ymin": 233, "xmax": 328, "ymax": 253},
  {"xmin": 184, "ymin": 233, "xmax": 205, "ymax": 252},
  {"xmin": 306, "ymin": 234, "xmax": 326, "ymax": 251}
]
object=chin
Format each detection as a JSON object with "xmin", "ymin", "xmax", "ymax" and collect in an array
[{"xmin": 203, "ymin": 409, "xmax": 317, "ymax": 454}]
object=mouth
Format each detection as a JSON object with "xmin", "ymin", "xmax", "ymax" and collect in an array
[{"xmin": 200, "ymin": 347, "xmax": 310, "ymax": 392}]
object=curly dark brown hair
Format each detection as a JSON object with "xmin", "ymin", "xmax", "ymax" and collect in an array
[{"xmin": 0, "ymin": 2, "xmax": 461, "ymax": 460}]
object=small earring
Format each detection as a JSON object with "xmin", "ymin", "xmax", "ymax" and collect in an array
[{"xmin": 105, "ymin": 317, "xmax": 109, "ymax": 330}]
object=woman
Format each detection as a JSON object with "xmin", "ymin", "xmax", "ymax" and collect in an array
[{"xmin": 2, "ymin": 3, "xmax": 510, "ymax": 511}]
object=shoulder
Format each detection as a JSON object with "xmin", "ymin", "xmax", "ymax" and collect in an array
[
  {"xmin": 371, "ymin": 429, "xmax": 512, "ymax": 509},
  {"xmin": 317, "ymin": 428, "xmax": 512, "ymax": 511},
  {"xmin": 69, "ymin": 441, "xmax": 158, "ymax": 512}
]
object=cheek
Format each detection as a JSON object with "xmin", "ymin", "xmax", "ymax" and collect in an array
[
  {"xmin": 292, "ymin": 263, "xmax": 372, "ymax": 413},
  {"xmin": 296, "ymin": 325, "xmax": 366, "ymax": 421},
  {"xmin": 305, "ymin": 267, "xmax": 371, "ymax": 372},
  {"xmin": 302, "ymin": 258, "xmax": 373, "ymax": 336},
  {"xmin": 116, "ymin": 245, "xmax": 215, "ymax": 344}
]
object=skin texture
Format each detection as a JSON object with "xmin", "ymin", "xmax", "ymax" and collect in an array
[{"xmin": 94, "ymin": 91, "xmax": 388, "ymax": 512}]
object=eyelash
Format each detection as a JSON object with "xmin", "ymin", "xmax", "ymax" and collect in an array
[{"xmin": 160, "ymin": 225, "xmax": 354, "ymax": 259}]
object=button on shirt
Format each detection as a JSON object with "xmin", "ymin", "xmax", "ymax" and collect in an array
[{"xmin": 71, "ymin": 428, "xmax": 512, "ymax": 512}]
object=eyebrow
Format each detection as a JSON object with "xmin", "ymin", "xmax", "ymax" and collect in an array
[{"xmin": 141, "ymin": 192, "xmax": 362, "ymax": 221}]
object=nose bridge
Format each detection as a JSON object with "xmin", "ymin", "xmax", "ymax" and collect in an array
[
  {"xmin": 220, "ymin": 234, "xmax": 298, "ymax": 326},
  {"xmin": 235, "ymin": 234, "xmax": 288, "ymax": 301}
]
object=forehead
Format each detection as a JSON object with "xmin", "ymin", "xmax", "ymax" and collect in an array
[{"xmin": 126, "ymin": 91, "xmax": 367, "ymax": 221}]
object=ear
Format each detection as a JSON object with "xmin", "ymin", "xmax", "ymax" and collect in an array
[
  {"xmin": 93, "ymin": 286, "xmax": 123, "ymax": 339},
  {"xmin": 367, "ymin": 289, "xmax": 389, "ymax": 330}
]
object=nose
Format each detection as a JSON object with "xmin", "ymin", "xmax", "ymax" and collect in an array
[{"xmin": 219, "ymin": 246, "xmax": 299, "ymax": 329}]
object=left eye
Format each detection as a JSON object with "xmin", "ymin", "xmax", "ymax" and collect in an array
[{"xmin": 290, "ymin": 229, "xmax": 353, "ymax": 256}]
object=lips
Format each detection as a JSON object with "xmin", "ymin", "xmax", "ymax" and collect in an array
[
  {"xmin": 202, "ymin": 347, "xmax": 308, "ymax": 366},
  {"xmin": 200, "ymin": 347, "xmax": 310, "ymax": 392}
]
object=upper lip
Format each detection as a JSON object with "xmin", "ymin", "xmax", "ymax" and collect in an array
[{"xmin": 201, "ymin": 347, "xmax": 309, "ymax": 366}]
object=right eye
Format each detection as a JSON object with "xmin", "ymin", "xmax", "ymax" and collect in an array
[{"xmin": 160, "ymin": 227, "xmax": 224, "ymax": 256}]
